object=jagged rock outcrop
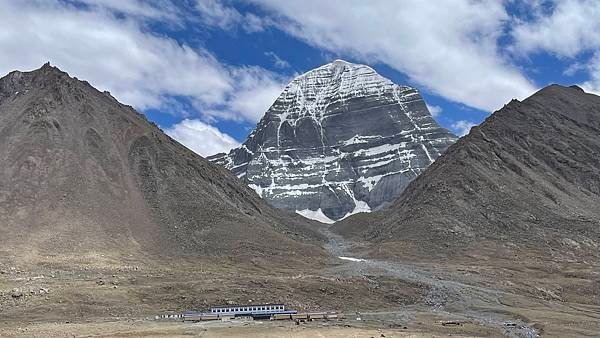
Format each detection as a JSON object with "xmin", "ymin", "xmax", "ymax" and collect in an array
[
  {"xmin": 334, "ymin": 85, "xmax": 600, "ymax": 257},
  {"xmin": 210, "ymin": 60, "xmax": 456, "ymax": 222},
  {"xmin": 0, "ymin": 63, "xmax": 325, "ymax": 258}
]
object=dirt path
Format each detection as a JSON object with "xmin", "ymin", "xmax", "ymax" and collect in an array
[{"xmin": 320, "ymin": 228, "xmax": 538, "ymax": 338}]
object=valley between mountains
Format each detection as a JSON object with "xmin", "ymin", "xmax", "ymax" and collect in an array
[{"xmin": 1, "ymin": 63, "xmax": 599, "ymax": 337}]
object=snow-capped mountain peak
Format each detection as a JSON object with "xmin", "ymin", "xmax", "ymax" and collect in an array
[
  {"xmin": 209, "ymin": 60, "xmax": 457, "ymax": 222},
  {"xmin": 284, "ymin": 59, "xmax": 400, "ymax": 101}
]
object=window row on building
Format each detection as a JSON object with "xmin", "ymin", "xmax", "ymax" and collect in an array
[{"xmin": 210, "ymin": 305, "xmax": 285, "ymax": 313}]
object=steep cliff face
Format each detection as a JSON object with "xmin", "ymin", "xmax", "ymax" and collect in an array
[{"xmin": 210, "ymin": 60, "xmax": 456, "ymax": 222}]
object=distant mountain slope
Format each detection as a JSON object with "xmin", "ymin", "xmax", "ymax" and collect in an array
[
  {"xmin": 0, "ymin": 63, "xmax": 324, "ymax": 258},
  {"xmin": 210, "ymin": 60, "xmax": 456, "ymax": 222},
  {"xmin": 334, "ymin": 85, "xmax": 600, "ymax": 256}
]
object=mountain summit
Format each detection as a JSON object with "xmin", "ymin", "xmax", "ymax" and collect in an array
[
  {"xmin": 335, "ymin": 84, "xmax": 600, "ymax": 257},
  {"xmin": 0, "ymin": 63, "xmax": 323, "ymax": 258},
  {"xmin": 210, "ymin": 60, "xmax": 456, "ymax": 222}
]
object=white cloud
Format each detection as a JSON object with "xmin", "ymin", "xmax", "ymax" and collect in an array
[
  {"xmin": 563, "ymin": 62, "xmax": 585, "ymax": 77},
  {"xmin": 264, "ymin": 51, "xmax": 290, "ymax": 69},
  {"xmin": 450, "ymin": 120, "xmax": 477, "ymax": 137},
  {"xmin": 426, "ymin": 104, "xmax": 442, "ymax": 117},
  {"xmin": 195, "ymin": 0, "xmax": 268, "ymax": 33},
  {"xmin": 509, "ymin": 0, "xmax": 600, "ymax": 95},
  {"xmin": 252, "ymin": 0, "xmax": 537, "ymax": 112},
  {"xmin": 226, "ymin": 67, "xmax": 285, "ymax": 121},
  {"xmin": 195, "ymin": 0, "xmax": 242, "ymax": 30},
  {"xmin": 243, "ymin": 12, "xmax": 269, "ymax": 33},
  {"xmin": 196, "ymin": 66, "xmax": 286, "ymax": 122},
  {"xmin": 511, "ymin": 0, "xmax": 600, "ymax": 58},
  {"xmin": 75, "ymin": 0, "xmax": 182, "ymax": 23},
  {"xmin": 165, "ymin": 119, "xmax": 240, "ymax": 156},
  {"xmin": 0, "ymin": 0, "xmax": 283, "ymax": 126},
  {"xmin": 0, "ymin": 1, "xmax": 225, "ymax": 109},
  {"xmin": 581, "ymin": 53, "xmax": 600, "ymax": 95}
]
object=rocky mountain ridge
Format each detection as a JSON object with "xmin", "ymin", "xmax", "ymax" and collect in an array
[
  {"xmin": 210, "ymin": 60, "xmax": 456, "ymax": 221},
  {"xmin": 0, "ymin": 63, "xmax": 324, "ymax": 259},
  {"xmin": 334, "ymin": 84, "xmax": 600, "ymax": 258}
]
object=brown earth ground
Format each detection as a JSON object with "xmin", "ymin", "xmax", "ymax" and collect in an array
[
  {"xmin": 1, "ymin": 230, "xmax": 599, "ymax": 337},
  {"xmin": 0, "ymin": 316, "xmax": 503, "ymax": 338}
]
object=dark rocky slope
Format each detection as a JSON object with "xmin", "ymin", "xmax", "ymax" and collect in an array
[
  {"xmin": 0, "ymin": 64, "xmax": 324, "ymax": 258},
  {"xmin": 210, "ymin": 60, "xmax": 456, "ymax": 222},
  {"xmin": 334, "ymin": 85, "xmax": 600, "ymax": 257}
]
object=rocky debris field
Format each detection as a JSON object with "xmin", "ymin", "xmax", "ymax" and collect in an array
[{"xmin": 1, "ymin": 227, "xmax": 600, "ymax": 337}]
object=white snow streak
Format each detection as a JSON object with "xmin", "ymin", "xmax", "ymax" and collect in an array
[
  {"xmin": 338, "ymin": 256, "xmax": 366, "ymax": 262},
  {"xmin": 295, "ymin": 208, "xmax": 335, "ymax": 224}
]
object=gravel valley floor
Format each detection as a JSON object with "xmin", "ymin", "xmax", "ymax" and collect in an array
[{"xmin": 1, "ymin": 227, "xmax": 599, "ymax": 337}]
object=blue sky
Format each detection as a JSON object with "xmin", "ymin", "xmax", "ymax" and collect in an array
[{"xmin": 1, "ymin": 0, "xmax": 599, "ymax": 155}]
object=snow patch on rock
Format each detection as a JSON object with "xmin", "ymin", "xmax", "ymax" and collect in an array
[
  {"xmin": 210, "ymin": 59, "xmax": 457, "ymax": 221},
  {"xmin": 338, "ymin": 256, "xmax": 366, "ymax": 262},
  {"xmin": 296, "ymin": 208, "xmax": 335, "ymax": 224}
]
